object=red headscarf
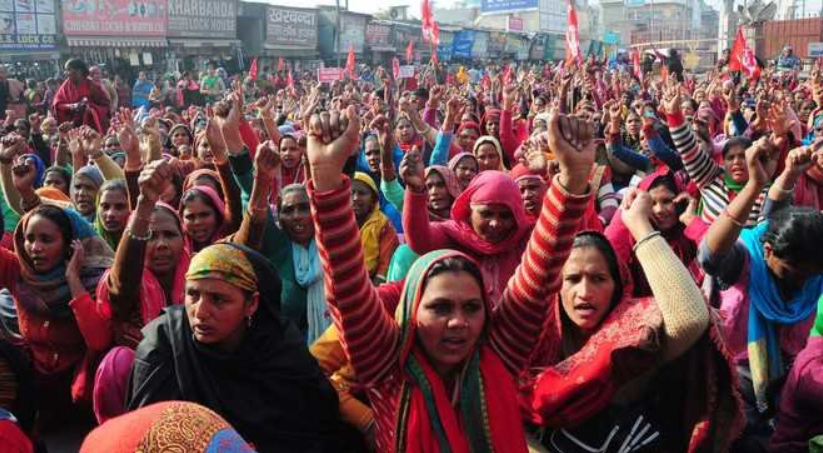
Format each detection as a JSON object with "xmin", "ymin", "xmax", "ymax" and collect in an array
[{"xmin": 522, "ymin": 231, "xmax": 743, "ymax": 452}]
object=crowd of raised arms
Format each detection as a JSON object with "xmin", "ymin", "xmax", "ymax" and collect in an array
[{"xmin": 0, "ymin": 53, "xmax": 821, "ymax": 453}]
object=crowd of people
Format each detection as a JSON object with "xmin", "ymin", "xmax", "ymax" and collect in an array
[{"xmin": 0, "ymin": 51, "xmax": 820, "ymax": 453}]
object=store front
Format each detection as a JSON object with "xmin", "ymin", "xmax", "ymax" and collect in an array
[
  {"xmin": 167, "ymin": 0, "xmax": 240, "ymax": 73},
  {"xmin": 61, "ymin": 0, "xmax": 170, "ymax": 78}
]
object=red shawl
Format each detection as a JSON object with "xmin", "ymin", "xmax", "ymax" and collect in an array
[
  {"xmin": 521, "ymin": 233, "xmax": 743, "ymax": 452},
  {"xmin": 52, "ymin": 79, "xmax": 110, "ymax": 132}
]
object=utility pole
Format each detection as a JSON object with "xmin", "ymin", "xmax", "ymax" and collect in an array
[{"xmin": 336, "ymin": 0, "xmax": 341, "ymax": 67}]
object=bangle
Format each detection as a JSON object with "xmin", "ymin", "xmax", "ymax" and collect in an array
[
  {"xmin": 774, "ymin": 184, "xmax": 794, "ymax": 196},
  {"xmin": 632, "ymin": 230, "xmax": 662, "ymax": 253},
  {"xmin": 723, "ymin": 210, "xmax": 746, "ymax": 228},
  {"xmin": 126, "ymin": 228, "xmax": 152, "ymax": 241}
]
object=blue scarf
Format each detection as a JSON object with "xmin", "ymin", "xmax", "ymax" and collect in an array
[
  {"xmin": 741, "ymin": 221, "xmax": 823, "ymax": 412},
  {"xmin": 292, "ymin": 239, "xmax": 328, "ymax": 344}
]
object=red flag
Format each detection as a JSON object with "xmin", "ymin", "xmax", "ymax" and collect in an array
[
  {"xmin": 502, "ymin": 64, "xmax": 513, "ymax": 85},
  {"xmin": 565, "ymin": 0, "xmax": 582, "ymax": 65},
  {"xmin": 631, "ymin": 50, "xmax": 642, "ymax": 82},
  {"xmin": 729, "ymin": 27, "xmax": 760, "ymax": 79},
  {"xmin": 431, "ymin": 45, "xmax": 438, "ymax": 65},
  {"xmin": 346, "ymin": 44, "xmax": 356, "ymax": 78},
  {"xmin": 249, "ymin": 57, "xmax": 258, "ymax": 80},
  {"xmin": 421, "ymin": 0, "xmax": 439, "ymax": 45},
  {"xmin": 406, "ymin": 40, "xmax": 414, "ymax": 64},
  {"xmin": 393, "ymin": 57, "xmax": 400, "ymax": 80},
  {"xmin": 278, "ymin": 57, "xmax": 284, "ymax": 72}
]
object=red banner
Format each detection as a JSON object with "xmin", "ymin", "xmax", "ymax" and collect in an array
[
  {"xmin": 62, "ymin": 0, "xmax": 168, "ymax": 36},
  {"xmin": 317, "ymin": 68, "xmax": 343, "ymax": 83}
]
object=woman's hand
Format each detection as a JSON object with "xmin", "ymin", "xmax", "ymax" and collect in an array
[
  {"xmin": 205, "ymin": 110, "xmax": 228, "ymax": 164},
  {"xmin": 138, "ymin": 118, "xmax": 162, "ymax": 164},
  {"xmin": 215, "ymin": 91, "xmax": 245, "ymax": 154},
  {"xmin": 65, "ymin": 240, "xmax": 85, "ymax": 281},
  {"xmin": 81, "ymin": 126, "xmax": 103, "ymax": 160},
  {"xmin": 546, "ymin": 108, "xmax": 596, "ymax": 195},
  {"xmin": 65, "ymin": 240, "xmax": 88, "ymax": 298},
  {"xmin": 138, "ymin": 159, "xmax": 172, "ymax": 203},
  {"xmin": 745, "ymin": 136, "xmax": 775, "ymax": 189},
  {"xmin": 11, "ymin": 155, "xmax": 38, "ymax": 195},
  {"xmin": 675, "ymin": 192, "xmax": 698, "ymax": 226},
  {"xmin": 67, "ymin": 128, "xmax": 85, "ymax": 161},
  {"xmin": 0, "ymin": 133, "xmax": 25, "ymax": 164},
  {"xmin": 621, "ymin": 188, "xmax": 656, "ymax": 240},
  {"xmin": 306, "ymin": 105, "xmax": 360, "ymax": 191},
  {"xmin": 254, "ymin": 140, "xmax": 280, "ymax": 183},
  {"xmin": 524, "ymin": 134, "xmax": 549, "ymax": 175},
  {"xmin": 399, "ymin": 146, "xmax": 425, "ymax": 192},
  {"xmin": 661, "ymin": 77, "xmax": 682, "ymax": 116}
]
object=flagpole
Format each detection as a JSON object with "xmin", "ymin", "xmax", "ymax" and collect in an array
[{"xmin": 335, "ymin": 0, "xmax": 342, "ymax": 68}]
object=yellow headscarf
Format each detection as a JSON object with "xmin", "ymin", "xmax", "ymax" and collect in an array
[
  {"xmin": 353, "ymin": 172, "xmax": 390, "ymax": 276},
  {"xmin": 186, "ymin": 243, "xmax": 257, "ymax": 293}
]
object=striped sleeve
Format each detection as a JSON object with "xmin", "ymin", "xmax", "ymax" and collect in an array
[
  {"xmin": 490, "ymin": 177, "xmax": 591, "ymax": 373},
  {"xmin": 667, "ymin": 112, "xmax": 722, "ymax": 189},
  {"xmin": 308, "ymin": 178, "xmax": 399, "ymax": 384}
]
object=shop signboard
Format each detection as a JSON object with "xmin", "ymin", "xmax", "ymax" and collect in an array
[
  {"xmin": 337, "ymin": 13, "xmax": 366, "ymax": 53},
  {"xmin": 365, "ymin": 22, "xmax": 391, "ymax": 48},
  {"xmin": 452, "ymin": 29, "xmax": 474, "ymax": 58},
  {"xmin": 481, "ymin": 0, "xmax": 538, "ymax": 13},
  {"xmin": 266, "ymin": 5, "xmax": 318, "ymax": 48},
  {"xmin": 0, "ymin": 0, "xmax": 57, "ymax": 50},
  {"xmin": 471, "ymin": 31, "xmax": 489, "ymax": 59},
  {"xmin": 61, "ymin": 0, "xmax": 167, "ymax": 36},
  {"xmin": 437, "ymin": 29, "xmax": 454, "ymax": 61},
  {"xmin": 167, "ymin": 0, "xmax": 236, "ymax": 38}
]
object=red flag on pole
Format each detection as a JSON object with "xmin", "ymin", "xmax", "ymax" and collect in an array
[
  {"xmin": 502, "ymin": 64, "xmax": 513, "ymax": 85},
  {"xmin": 406, "ymin": 40, "xmax": 414, "ymax": 64},
  {"xmin": 565, "ymin": 0, "xmax": 582, "ymax": 65},
  {"xmin": 278, "ymin": 57, "xmax": 284, "ymax": 72},
  {"xmin": 346, "ymin": 44, "xmax": 356, "ymax": 78},
  {"xmin": 631, "ymin": 50, "xmax": 642, "ymax": 82},
  {"xmin": 431, "ymin": 45, "xmax": 439, "ymax": 65},
  {"xmin": 421, "ymin": 0, "xmax": 440, "ymax": 45},
  {"xmin": 729, "ymin": 27, "xmax": 760, "ymax": 79},
  {"xmin": 249, "ymin": 57, "xmax": 258, "ymax": 80}
]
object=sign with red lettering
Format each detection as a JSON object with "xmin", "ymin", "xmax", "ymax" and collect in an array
[
  {"xmin": 317, "ymin": 67, "xmax": 343, "ymax": 83},
  {"xmin": 61, "ymin": 0, "xmax": 168, "ymax": 36}
]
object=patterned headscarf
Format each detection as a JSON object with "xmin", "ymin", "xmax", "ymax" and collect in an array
[
  {"xmin": 186, "ymin": 243, "xmax": 257, "ymax": 293},
  {"xmin": 80, "ymin": 401, "xmax": 255, "ymax": 453},
  {"xmin": 393, "ymin": 249, "xmax": 527, "ymax": 452}
]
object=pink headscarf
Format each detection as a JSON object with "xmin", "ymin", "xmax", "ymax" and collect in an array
[
  {"xmin": 179, "ymin": 185, "xmax": 227, "ymax": 252},
  {"xmin": 448, "ymin": 170, "xmax": 532, "ymax": 255},
  {"xmin": 425, "ymin": 165, "xmax": 462, "ymax": 222}
]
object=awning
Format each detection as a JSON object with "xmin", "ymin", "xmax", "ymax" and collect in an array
[
  {"xmin": 261, "ymin": 45, "xmax": 318, "ymax": 58},
  {"xmin": 66, "ymin": 37, "xmax": 167, "ymax": 48},
  {"xmin": 168, "ymin": 39, "xmax": 241, "ymax": 48}
]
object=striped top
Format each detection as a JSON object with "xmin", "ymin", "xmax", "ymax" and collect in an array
[
  {"xmin": 308, "ymin": 176, "xmax": 590, "ymax": 452},
  {"xmin": 666, "ymin": 111, "xmax": 766, "ymax": 225}
]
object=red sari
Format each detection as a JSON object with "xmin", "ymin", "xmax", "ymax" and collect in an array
[{"xmin": 52, "ymin": 78, "xmax": 110, "ymax": 132}]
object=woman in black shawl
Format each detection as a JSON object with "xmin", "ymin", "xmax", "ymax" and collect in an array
[{"xmin": 126, "ymin": 242, "xmax": 339, "ymax": 452}]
